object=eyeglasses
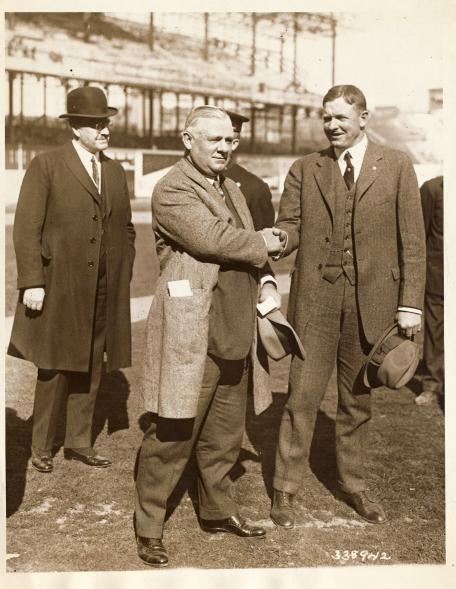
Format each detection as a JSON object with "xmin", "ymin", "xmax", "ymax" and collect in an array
[{"xmin": 90, "ymin": 119, "xmax": 112, "ymax": 131}]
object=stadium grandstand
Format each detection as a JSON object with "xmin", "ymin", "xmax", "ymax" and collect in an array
[{"xmin": 5, "ymin": 12, "xmax": 442, "ymax": 200}]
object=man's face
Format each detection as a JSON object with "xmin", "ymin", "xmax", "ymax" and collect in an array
[
  {"xmin": 183, "ymin": 116, "xmax": 237, "ymax": 176},
  {"xmin": 72, "ymin": 118, "xmax": 111, "ymax": 153},
  {"xmin": 322, "ymin": 97, "xmax": 368, "ymax": 150}
]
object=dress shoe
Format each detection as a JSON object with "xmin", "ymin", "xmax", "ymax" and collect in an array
[
  {"xmin": 31, "ymin": 447, "xmax": 53, "ymax": 473},
  {"xmin": 338, "ymin": 490, "xmax": 387, "ymax": 524},
  {"xmin": 199, "ymin": 514, "xmax": 266, "ymax": 538},
  {"xmin": 415, "ymin": 390, "xmax": 439, "ymax": 406},
  {"xmin": 137, "ymin": 536, "xmax": 168, "ymax": 568},
  {"xmin": 270, "ymin": 490, "xmax": 295, "ymax": 528},
  {"xmin": 64, "ymin": 447, "xmax": 112, "ymax": 468}
]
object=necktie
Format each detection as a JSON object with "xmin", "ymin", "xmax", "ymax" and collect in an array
[
  {"xmin": 91, "ymin": 155, "xmax": 100, "ymax": 190},
  {"xmin": 213, "ymin": 177, "xmax": 225, "ymax": 200},
  {"xmin": 343, "ymin": 151, "xmax": 354, "ymax": 190}
]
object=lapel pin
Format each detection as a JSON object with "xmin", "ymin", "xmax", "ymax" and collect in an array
[{"xmin": 373, "ymin": 166, "xmax": 377, "ymax": 171}]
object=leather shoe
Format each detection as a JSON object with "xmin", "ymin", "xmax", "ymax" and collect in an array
[
  {"xmin": 64, "ymin": 447, "xmax": 112, "ymax": 468},
  {"xmin": 199, "ymin": 514, "xmax": 266, "ymax": 538},
  {"xmin": 31, "ymin": 447, "xmax": 53, "ymax": 473},
  {"xmin": 270, "ymin": 490, "xmax": 295, "ymax": 528},
  {"xmin": 137, "ymin": 536, "xmax": 168, "ymax": 567},
  {"xmin": 338, "ymin": 490, "xmax": 387, "ymax": 524}
]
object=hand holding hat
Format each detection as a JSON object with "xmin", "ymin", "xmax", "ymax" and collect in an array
[{"xmin": 363, "ymin": 323, "xmax": 420, "ymax": 389}]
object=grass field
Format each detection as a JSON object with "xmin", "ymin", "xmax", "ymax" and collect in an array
[{"xmin": 4, "ymin": 211, "xmax": 445, "ymax": 572}]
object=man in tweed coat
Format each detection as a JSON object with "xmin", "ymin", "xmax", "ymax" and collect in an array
[
  {"xmin": 270, "ymin": 85, "xmax": 426, "ymax": 528},
  {"xmin": 135, "ymin": 106, "xmax": 283, "ymax": 567}
]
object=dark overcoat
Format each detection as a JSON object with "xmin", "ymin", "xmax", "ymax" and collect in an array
[
  {"xmin": 276, "ymin": 140, "xmax": 426, "ymax": 345},
  {"xmin": 8, "ymin": 141, "xmax": 136, "ymax": 372},
  {"xmin": 420, "ymin": 176, "xmax": 443, "ymax": 297},
  {"xmin": 224, "ymin": 162, "xmax": 275, "ymax": 230}
]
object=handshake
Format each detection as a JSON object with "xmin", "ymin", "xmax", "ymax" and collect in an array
[{"xmin": 260, "ymin": 227, "xmax": 287, "ymax": 256}]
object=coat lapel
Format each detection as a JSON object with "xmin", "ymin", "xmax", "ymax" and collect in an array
[
  {"xmin": 100, "ymin": 153, "xmax": 112, "ymax": 217},
  {"xmin": 314, "ymin": 148, "xmax": 337, "ymax": 223},
  {"xmin": 61, "ymin": 142, "xmax": 102, "ymax": 206},
  {"xmin": 222, "ymin": 176, "xmax": 254, "ymax": 229},
  {"xmin": 356, "ymin": 141, "xmax": 384, "ymax": 202},
  {"xmin": 178, "ymin": 158, "xmax": 233, "ymax": 223}
]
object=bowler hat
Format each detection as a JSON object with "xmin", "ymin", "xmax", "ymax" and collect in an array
[
  {"xmin": 226, "ymin": 110, "xmax": 250, "ymax": 133},
  {"xmin": 59, "ymin": 86, "xmax": 118, "ymax": 119},
  {"xmin": 363, "ymin": 323, "xmax": 420, "ymax": 389},
  {"xmin": 258, "ymin": 310, "xmax": 306, "ymax": 361}
]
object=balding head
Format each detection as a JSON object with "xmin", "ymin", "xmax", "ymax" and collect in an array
[{"xmin": 182, "ymin": 106, "xmax": 236, "ymax": 177}]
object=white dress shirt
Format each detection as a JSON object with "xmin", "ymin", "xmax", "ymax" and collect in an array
[
  {"xmin": 335, "ymin": 133, "xmax": 368, "ymax": 182},
  {"xmin": 72, "ymin": 139, "xmax": 101, "ymax": 192}
]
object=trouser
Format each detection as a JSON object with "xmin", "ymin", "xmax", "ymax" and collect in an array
[
  {"xmin": 135, "ymin": 354, "xmax": 248, "ymax": 539},
  {"xmin": 31, "ymin": 272, "xmax": 107, "ymax": 451},
  {"xmin": 274, "ymin": 274, "xmax": 371, "ymax": 495},
  {"xmin": 422, "ymin": 292, "xmax": 444, "ymax": 394}
]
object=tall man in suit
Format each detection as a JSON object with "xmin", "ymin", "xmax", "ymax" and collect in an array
[
  {"xmin": 135, "ymin": 106, "xmax": 283, "ymax": 567},
  {"xmin": 8, "ymin": 86, "xmax": 136, "ymax": 473},
  {"xmin": 270, "ymin": 85, "xmax": 426, "ymax": 527},
  {"xmin": 224, "ymin": 110, "xmax": 276, "ymax": 231},
  {"xmin": 415, "ymin": 176, "xmax": 444, "ymax": 405}
]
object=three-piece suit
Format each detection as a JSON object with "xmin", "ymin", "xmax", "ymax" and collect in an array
[
  {"xmin": 273, "ymin": 140, "xmax": 426, "ymax": 494},
  {"xmin": 8, "ymin": 141, "xmax": 136, "ymax": 451}
]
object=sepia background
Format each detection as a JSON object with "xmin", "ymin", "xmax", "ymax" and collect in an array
[{"xmin": 2, "ymin": 1, "xmax": 454, "ymax": 587}]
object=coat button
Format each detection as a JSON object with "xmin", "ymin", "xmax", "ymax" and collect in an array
[
  {"xmin": 90, "ymin": 237, "xmax": 97, "ymax": 243},
  {"xmin": 88, "ymin": 261, "xmax": 94, "ymax": 268},
  {"xmin": 318, "ymin": 263, "xmax": 323, "ymax": 270},
  {"xmin": 325, "ymin": 237, "xmax": 330, "ymax": 243},
  {"xmin": 92, "ymin": 214, "xmax": 98, "ymax": 221}
]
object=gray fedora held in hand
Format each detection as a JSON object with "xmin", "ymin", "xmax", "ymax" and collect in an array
[
  {"xmin": 363, "ymin": 323, "xmax": 420, "ymax": 389},
  {"xmin": 258, "ymin": 310, "xmax": 306, "ymax": 361},
  {"xmin": 59, "ymin": 86, "xmax": 118, "ymax": 119}
]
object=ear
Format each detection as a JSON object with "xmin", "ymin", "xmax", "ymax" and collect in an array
[
  {"xmin": 359, "ymin": 109, "xmax": 369, "ymax": 129},
  {"xmin": 182, "ymin": 131, "xmax": 193, "ymax": 151},
  {"xmin": 72, "ymin": 126, "xmax": 81, "ymax": 139},
  {"xmin": 232, "ymin": 138, "xmax": 240, "ymax": 152}
]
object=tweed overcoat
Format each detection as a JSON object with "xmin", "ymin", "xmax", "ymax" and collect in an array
[
  {"xmin": 276, "ymin": 140, "xmax": 426, "ymax": 345},
  {"xmin": 142, "ymin": 157, "xmax": 273, "ymax": 419},
  {"xmin": 8, "ymin": 141, "xmax": 136, "ymax": 372}
]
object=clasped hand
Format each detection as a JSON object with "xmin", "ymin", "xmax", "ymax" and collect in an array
[{"xmin": 260, "ymin": 227, "xmax": 287, "ymax": 255}]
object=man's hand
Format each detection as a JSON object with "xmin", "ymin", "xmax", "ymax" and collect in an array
[
  {"xmin": 260, "ymin": 228, "xmax": 284, "ymax": 255},
  {"xmin": 259, "ymin": 282, "xmax": 281, "ymax": 310},
  {"xmin": 23, "ymin": 287, "xmax": 45, "ymax": 312},
  {"xmin": 272, "ymin": 227, "xmax": 287, "ymax": 245},
  {"xmin": 396, "ymin": 310, "xmax": 421, "ymax": 338}
]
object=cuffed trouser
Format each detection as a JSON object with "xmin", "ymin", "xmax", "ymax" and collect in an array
[
  {"xmin": 422, "ymin": 292, "xmax": 444, "ymax": 395},
  {"xmin": 274, "ymin": 275, "xmax": 372, "ymax": 495},
  {"xmin": 31, "ymin": 272, "xmax": 107, "ymax": 451},
  {"xmin": 135, "ymin": 354, "xmax": 248, "ymax": 539}
]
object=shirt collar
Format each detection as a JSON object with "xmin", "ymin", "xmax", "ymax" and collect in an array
[
  {"xmin": 334, "ymin": 133, "xmax": 368, "ymax": 162},
  {"xmin": 72, "ymin": 139, "xmax": 100, "ymax": 164}
]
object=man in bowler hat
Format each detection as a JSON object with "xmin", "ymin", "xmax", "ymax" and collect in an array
[
  {"xmin": 224, "ymin": 110, "xmax": 276, "ymax": 231},
  {"xmin": 270, "ymin": 85, "xmax": 426, "ymax": 527},
  {"xmin": 8, "ymin": 86, "xmax": 136, "ymax": 472}
]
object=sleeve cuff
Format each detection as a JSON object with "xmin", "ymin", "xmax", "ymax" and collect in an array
[
  {"xmin": 398, "ymin": 306, "xmax": 422, "ymax": 315},
  {"xmin": 260, "ymin": 274, "xmax": 278, "ymax": 288}
]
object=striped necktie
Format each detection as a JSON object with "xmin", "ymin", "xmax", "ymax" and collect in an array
[
  {"xmin": 343, "ymin": 151, "xmax": 354, "ymax": 190},
  {"xmin": 91, "ymin": 155, "xmax": 100, "ymax": 191}
]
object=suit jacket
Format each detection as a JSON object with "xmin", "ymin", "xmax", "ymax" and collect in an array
[
  {"xmin": 276, "ymin": 140, "xmax": 426, "ymax": 345},
  {"xmin": 8, "ymin": 141, "xmax": 136, "ymax": 372},
  {"xmin": 421, "ymin": 176, "xmax": 443, "ymax": 297},
  {"xmin": 142, "ymin": 157, "xmax": 272, "ymax": 419},
  {"xmin": 224, "ymin": 162, "xmax": 275, "ymax": 230}
]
